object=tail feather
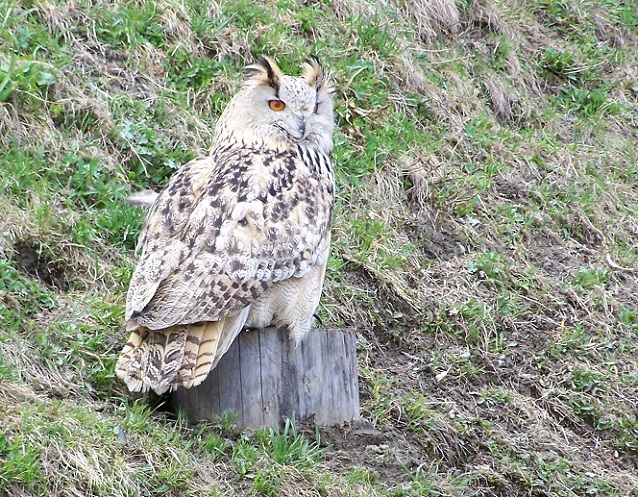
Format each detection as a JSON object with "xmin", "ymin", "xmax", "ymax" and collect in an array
[
  {"xmin": 143, "ymin": 328, "xmax": 186, "ymax": 394},
  {"xmin": 185, "ymin": 308, "xmax": 250, "ymax": 388},
  {"xmin": 116, "ymin": 327, "xmax": 147, "ymax": 392},
  {"xmin": 182, "ymin": 321, "xmax": 221, "ymax": 388},
  {"xmin": 176, "ymin": 323, "xmax": 207, "ymax": 385},
  {"xmin": 116, "ymin": 309, "xmax": 250, "ymax": 394}
]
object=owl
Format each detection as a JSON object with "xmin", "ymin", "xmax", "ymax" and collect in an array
[{"xmin": 116, "ymin": 56, "xmax": 336, "ymax": 394}]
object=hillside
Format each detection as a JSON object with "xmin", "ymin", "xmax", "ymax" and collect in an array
[{"xmin": 2, "ymin": 0, "xmax": 638, "ymax": 495}]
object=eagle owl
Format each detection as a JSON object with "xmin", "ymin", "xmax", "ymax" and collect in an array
[{"xmin": 116, "ymin": 57, "xmax": 336, "ymax": 394}]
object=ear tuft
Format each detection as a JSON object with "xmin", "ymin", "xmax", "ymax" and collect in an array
[
  {"xmin": 244, "ymin": 56, "xmax": 283, "ymax": 91},
  {"xmin": 303, "ymin": 56, "xmax": 335, "ymax": 94}
]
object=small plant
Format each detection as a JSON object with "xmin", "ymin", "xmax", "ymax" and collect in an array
[
  {"xmin": 477, "ymin": 386, "xmax": 513, "ymax": 406},
  {"xmin": 363, "ymin": 371, "xmax": 392, "ymax": 424},
  {"xmin": 465, "ymin": 251, "xmax": 509, "ymax": 289},
  {"xmin": 261, "ymin": 418, "xmax": 327, "ymax": 467},
  {"xmin": 0, "ymin": 261, "xmax": 56, "ymax": 316},
  {"xmin": 231, "ymin": 436, "xmax": 261, "ymax": 478},
  {"xmin": 568, "ymin": 367, "xmax": 602, "ymax": 394},
  {"xmin": 399, "ymin": 461, "xmax": 449, "ymax": 496},
  {"xmin": 200, "ymin": 432, "xmax": 228, "ymax": 462},
  {"xmin": 118, "ymin": 118, "xmax": 189, "ymax": 185},
  {"xmin": 346, "ymin": 466, "xmax": 376, "ymax": 486},
  {"xmin": 0, "ymin": 57, "xmax": 56, "ymax": 103},
  {"xmin": 541, "ymin": 47, "xmax": 579, "ymax": 81},
  {"xmin": 253, "ymin": 467, "xmax": 281, "ymax": 497},
  {"xmin": 403, "ymin": 395, "xmax": 440, "ymax": 434},
  {"xmin": 573, "ymin": 265, "xmax": 610, "ymax": 290},
  {"xmin": 557, "ymin": 86, "xmax": 620, "ymax": 117},
  {"xmin": 349, "ymin": 13, "xmax": 403, "ymax": 58},
  {"xmin": 0, "ymin": 431, "xmax": 43, "ymax": 492}
]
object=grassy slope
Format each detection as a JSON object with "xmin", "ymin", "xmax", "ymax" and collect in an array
[{"xmin": 1, "ymin": 0, "xmax": 638, "ymax": 495}]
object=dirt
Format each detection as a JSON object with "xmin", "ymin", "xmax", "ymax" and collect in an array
[
  {"xmin": 12, "ymin": 239, "xmax": 70, "ymax": 291},
  {"xmin": 304, "ymin": 419, "xmax": 426, "ymax": 488}
]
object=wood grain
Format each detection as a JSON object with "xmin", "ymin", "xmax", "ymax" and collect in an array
[{"xmin": 170, "ymin": 327, "xmax": 360, "ymax": 428}]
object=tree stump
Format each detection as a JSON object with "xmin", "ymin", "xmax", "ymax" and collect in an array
[{"xmin": 169, "ymin": 327, "xmax": 360, "ymax": 428}]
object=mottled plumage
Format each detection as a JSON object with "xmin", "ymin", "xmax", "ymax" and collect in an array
[{"xmin": 116, "ymin": 57, "xmax": 336, "ymax": 394}]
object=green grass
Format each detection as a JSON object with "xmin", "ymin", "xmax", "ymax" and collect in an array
[{"xmin": 2, "ymin": 0, "xmax": 638, "ymax": 495}]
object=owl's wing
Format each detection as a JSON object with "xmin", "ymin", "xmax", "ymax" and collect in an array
[{"xmin": 125, "ymin": 147, "xmax": 334, "ymax": 331}]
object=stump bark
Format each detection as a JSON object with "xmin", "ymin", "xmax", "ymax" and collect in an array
[{"xmin": 169, "ymin": 327, "xmax": 360, "ymax": 428}]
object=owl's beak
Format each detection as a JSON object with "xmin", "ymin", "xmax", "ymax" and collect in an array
[{"xmin": 297, "ymin": 116, "xmax": 307, "ymax": 138}]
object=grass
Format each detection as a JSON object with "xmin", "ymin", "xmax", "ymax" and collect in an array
[{"xmin": 2, "ymin": 0, "xmax": 638, "ymax": 495}]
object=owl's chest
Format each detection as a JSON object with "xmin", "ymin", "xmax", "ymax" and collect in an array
[{"xmin": 212, "ymin": 146, "xmax": 333, "ymax": 201}]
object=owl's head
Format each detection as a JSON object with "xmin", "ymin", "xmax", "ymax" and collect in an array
[{"xmin": 214, "ymin": 57, "xmax": 335, "ymax": 154}]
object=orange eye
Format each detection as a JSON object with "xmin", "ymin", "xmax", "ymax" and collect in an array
[{"xmin": 268, "ymin": 99, "xmax": 286, "ymax": 111}]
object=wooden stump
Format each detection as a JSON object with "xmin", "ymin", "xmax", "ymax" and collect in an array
[{"xmin": 169, "ymin": 327, "xmax": 360, "ymax": 428}]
